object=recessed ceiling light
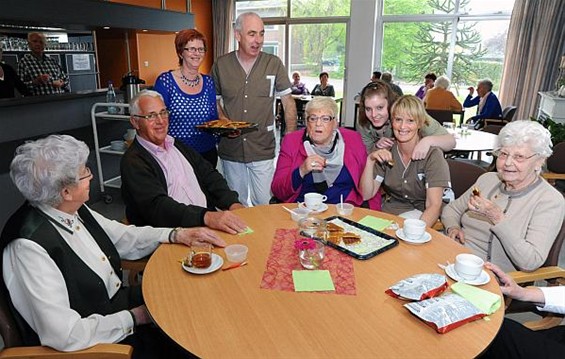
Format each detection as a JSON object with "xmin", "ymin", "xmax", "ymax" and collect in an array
[{"xmin": 103, "ymin": 26, "xmax": 110, "ymax": 30}]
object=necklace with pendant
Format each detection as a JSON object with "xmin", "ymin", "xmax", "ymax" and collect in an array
[{"xmin": 180, "ymin": 71, "xmax": 200, "ymax": 87}]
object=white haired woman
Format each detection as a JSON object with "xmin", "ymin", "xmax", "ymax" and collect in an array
[
  {"xmin": 441, "ymin": 121, "xmax": 565, "ymax": 272},
  {"xmin": 271, "ymin": 96, "xmax": 380, "ymax": 209},
  {"xmin": 423, "ymin": 75, "xmax": 462, "ymax": 112},
  {"xmin": 1, "ymin": 134, "xmax": 223, "ymax": 357}
]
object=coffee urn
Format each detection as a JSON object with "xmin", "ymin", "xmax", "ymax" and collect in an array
[{"xmin": 121, "ymin": 72, "xmax": 146, "ymax": 112}]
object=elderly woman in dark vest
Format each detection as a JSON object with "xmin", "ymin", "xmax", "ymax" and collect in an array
[{"xmin": 0, "ymin": 135, "xmax": 224, "ymax": 358}]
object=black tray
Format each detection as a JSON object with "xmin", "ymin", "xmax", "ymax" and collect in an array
[
  {"xmin": 301, "ymin": 216, "xmax": 398, "ymax": 260},
  {"xmin": 196, "ymin": 123, "xmax": 259, "ymax": 136}
]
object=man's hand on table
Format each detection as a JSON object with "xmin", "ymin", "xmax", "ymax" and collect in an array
[
  {"xmin": 204, "ymin": 210, "xmax": 248, "ymax": 235},
  {"xmin": 176, "ymin": 227, "xmax": 226, "ymax": 247}
]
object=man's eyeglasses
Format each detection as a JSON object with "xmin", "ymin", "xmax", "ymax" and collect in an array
[
  {"xmin": 306, "ymin": 115, "xmax": 334, "ymax": 123},
  {"xmin": 493, "ymin": 149, "xmax": 538, "ymax": 163},
  {"xmin": 184, "ymin": 47, "xmax": 206, "ymax": 54},
  {"xmin": 79, "ymin": 167, "xmax": 92, "ymax": 181},
  {"xmin": 132, "ymin": 109, "xmax": 170, "ymax": 122}
]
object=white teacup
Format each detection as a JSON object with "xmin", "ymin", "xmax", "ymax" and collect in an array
[
  {"xmin": 304, "ymin": 193, "xmax": 327, "ymax": 210},
  {"xmin": 402, "ymin": 219, "xmax": 426, "ymax": 240},
  {"xmin": 454, "ymin": 253, "xmax": 484, "ymax": 280}
]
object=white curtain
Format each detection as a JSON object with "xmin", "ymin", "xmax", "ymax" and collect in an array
[{"xmin": 499, "ymin": 0, "xmax": 565, "ymax": 121}]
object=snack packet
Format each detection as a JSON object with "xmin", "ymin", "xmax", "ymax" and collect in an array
[
  {"xmin": 404, "ymin": 293, "xmax": 486, "ymax": 333},
  {"xmin": 385, "ymin": 273, "xmax": 448, "ymax": 300}
]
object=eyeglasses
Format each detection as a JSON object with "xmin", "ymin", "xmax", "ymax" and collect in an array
[
  {"xmin": 306, "ymin": 115, "xmax": 334, "ymax": 123},
  {"xmin": 493, "ymin": 149, "xmax": 538, "ymax": 163},
  {"xmin": 78, "ymin": 167, "xmax": 92, "ymax": 181},
  {"xmin": 132, "ymin": 109, "xmax": 170, "ymax": 122},
  {"xmin": 183, "ymin": 47, "xmax": 206, "ymax": 54}
]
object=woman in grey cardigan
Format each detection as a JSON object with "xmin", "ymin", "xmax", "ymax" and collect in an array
[{"xmin": 441, "ymin": 120, "xmax": 565, "ymax": 272}]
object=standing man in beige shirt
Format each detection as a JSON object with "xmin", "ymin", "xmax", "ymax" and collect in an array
[{"xmin": 212, "ymin": 12, "xmax": 297, "ymax": 206}]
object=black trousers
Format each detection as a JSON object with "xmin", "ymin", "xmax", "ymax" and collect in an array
[
  {"xmin": 121, "ymin": 324, "xmax": 198, "ymax": 359},
  {"xmin": 481, "ymin": 318, "xmax": 565, "ymax": 359}
]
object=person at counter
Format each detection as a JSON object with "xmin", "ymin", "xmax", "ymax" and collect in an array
[
  {"xmin": 121, "ymin": 90, "xmax": 247, "ymax": 234},
  {"xmin": 1, "ymin": 134, "xmax": 222, "ymax": 357},
  {"xmin": 17, "ymin": 32, "xmax": 69, "ymax": 96},
  {"xmin": 0, "ymin": 48, "xmax": 30, "ymax": 98}
]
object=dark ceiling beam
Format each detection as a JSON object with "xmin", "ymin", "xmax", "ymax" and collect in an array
[{"xmin": 1, "ymin": 0, "xmax": 193, "ymax": 32}]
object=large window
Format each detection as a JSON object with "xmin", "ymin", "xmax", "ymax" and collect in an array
[
  {"xmin": 380, "ymin": 0, "xmax": 514, "ymax": 109},
  {"xmin": 235, "ymin": 0, "xmax": 350, "ymax": 97}
]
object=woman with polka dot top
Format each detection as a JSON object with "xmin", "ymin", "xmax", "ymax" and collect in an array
[{"xmin": 154, "ymin": 29, "xmax": 219, "ymax": 167}]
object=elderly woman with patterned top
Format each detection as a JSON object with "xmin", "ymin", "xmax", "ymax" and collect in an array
[
  {"xmin": 356, "ymin": 80, "xmax": 456, "ymax": 160},
  {"xmin": 1, "ymin": 134, "xmax": 223, "ymax": 358},
  {"xmin": 359, "ymin": 95, "xmax": 450, "ymax": 227},
  {"xmin": 311, "ymin": 72, "xmax": 335, "ymax": 97},
  {"xmin": 154, "ymin": 29, "xmax": 219, "ymax": 167},
  {"xmin": 271, "ymin": 96, "xmax": 380, "ymax": 209},
  {"xmin": 441, "ymin": 121, "xmax": 565, "ymax": 272}
]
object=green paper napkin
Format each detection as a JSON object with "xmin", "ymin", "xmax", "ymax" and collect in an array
[
  {"xmin": 358, "ymin": 216, "xmax": 393, "ymax": 231},
  {"xmin": 292, "ymin": 270, "xmax": 336, "ymax": 292},
  {"xmin": 451, "ymin": 282, "xmax": 502, "ymax": 315},
  {"xmin": 238, "ymin": 227, "xmax": 254, "ymax": 236}
]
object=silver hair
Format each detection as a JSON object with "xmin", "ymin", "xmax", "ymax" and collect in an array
[
  {"xmin": 434, "ymin": 75, "xmax": 451, "ymax": 89},
  {"xmin": 10, "ymin": 135, "xmax": 90, "ymax": 207},
  {"xmin": 234, "ymin": 12, "xmax": 260, "ymax": 32},
  {"xmin": 478, "ymin": 79, "xmax": 494, "ymax": 92},
  {"xmin": 27, "ymin": 32, "xmax": 46, "ymax": 44},
  {"xmin": 498, "ymin": 120, "xmax": 553, "ymax": 158},
  {"xmin": 305, "ymin": 96, "xmax": 338, "ymax": 120},
  {"xmin": 129, "ymin": 89, "xmax": 165, "ymax": 116}
]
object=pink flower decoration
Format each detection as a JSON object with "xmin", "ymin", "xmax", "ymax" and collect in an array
[{"xmin": 294, "ymin": 238, "xmax": 317, "ymax": 251}]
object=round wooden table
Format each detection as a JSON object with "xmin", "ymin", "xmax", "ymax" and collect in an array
[{"xmin": 142, "ymin": 204, "xmax": 503, "ymax": 358}]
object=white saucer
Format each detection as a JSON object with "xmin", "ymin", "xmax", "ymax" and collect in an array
[
  {"xmin": 298, "ymin": 202, "xmax": 328, "ymax": 214},
  {"xmin": 395, "ymin": 229, "xmax": 431, "ymax": 244},
  {"xmin": 181, "ymin": 253, "xmax": 223, "ymax": 275},
  {"xmin": 445, "ymin": 264, "xmax": 490, "ymax": 286}
]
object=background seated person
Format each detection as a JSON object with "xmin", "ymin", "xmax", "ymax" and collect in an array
[
  {"xmin": 415, "ymin": 73, "xmax": 436, "ymax": 100},
  {"xmin": 311, "ymin": 72, "xmax": 335, "ymax": 97},
  {"xmin": 290, "ymin": 71, "xmax": 309, "ymax": 95},
  {"xmin": 356, "ymin": 80, "xmax": 456, "ymax": 159},
  {"xmin": 121, "ymin": 90, "xmax": 247, "ymax": 234},
  {"xmin": 371, "ymin": 71, "xmax": 382, "ymax": 82},
  {"xmin": 482, "ymin": 263, "xmax": 565, "ymax": 359},
  {"xmin": 441, "ymin": 121, "xmax": 564, "ymax": 272},
  {"xmin": 381, "ymin": 72, "xmax": 403, "ymax": 97},
  {"xmin": 359, "ymin": 95, "xmax": 450, "ymax": 227},
  {"xmin": 463, "ymin": 78, "xmax": 502, "ymax": 129},
  {"xmin": 423, "ymin": 75, "xmax": 462, "ymax": 112},
  {"xmin": 1, "ymin": 134, "xmax": 223, "ymax": 357},
  {"xmin": 271, "ymin": 96, "xmax": 381, "ymax": 209}
]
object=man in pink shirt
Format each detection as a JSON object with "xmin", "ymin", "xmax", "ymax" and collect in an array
[{"xmin": 121, "ymin": 90, "xmax": 247, "ymax": 234}]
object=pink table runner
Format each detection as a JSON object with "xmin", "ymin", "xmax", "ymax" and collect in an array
[{"xmin": 260, "ymin": 229, "xmax": 356, "ymax": 295}]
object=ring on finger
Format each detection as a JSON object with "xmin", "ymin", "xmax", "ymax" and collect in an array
[
  {"xmin": 311, "ymin": 161, "xmax": 316, "ymax": 166},
  {"xmin": 475, "ymin": 205, "xmax": 480, "ymax": 210}
]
